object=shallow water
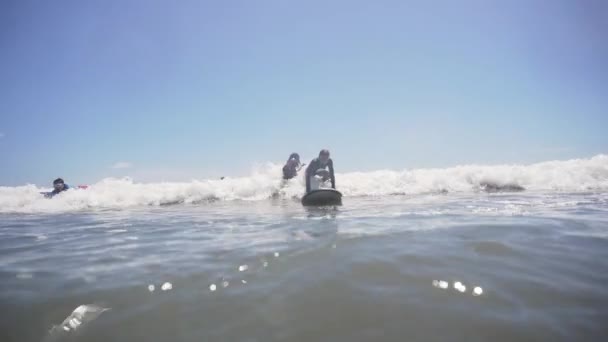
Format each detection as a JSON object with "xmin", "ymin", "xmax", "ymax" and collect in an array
[{"xmin": 1, "ymin": 192, "xmax": 608, "ymax": 342}]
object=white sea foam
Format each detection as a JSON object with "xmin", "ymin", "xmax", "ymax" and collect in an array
[{"xmin": 1, "ymin": 155, "xmax": 607, "ymax": 213}]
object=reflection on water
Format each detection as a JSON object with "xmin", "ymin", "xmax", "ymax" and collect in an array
[{"xmin": 1, "ymin": 193, "xmax": 608, "ymax": 341}]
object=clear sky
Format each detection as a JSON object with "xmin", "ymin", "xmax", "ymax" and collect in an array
[{"xmin": 1, "ymin": 0, "xmax": 607, "ymax": 185}]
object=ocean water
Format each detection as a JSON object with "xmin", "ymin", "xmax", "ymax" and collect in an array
[{"xmin": 1, "ymin": 155, "xmax": 608, "ymax": 342}]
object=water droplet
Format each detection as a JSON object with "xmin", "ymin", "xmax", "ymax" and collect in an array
[
  {"xmin": 263, "ymin": 261, "xmax": 269, "ymax": 268},
  {"xmin": 148, "ymin": 284, "xmax": 155, "ymax": 292},
  {"xmin": 161, "ymin": 282, "xmax": 173, "ymax": 291},
  {"xmin": 222, "ymin": 280, "xmax": 229, "ymax": 288},
  {"xmin": 457, "ymin": 285, "xmax": 466, "ymax": 293},
  {"xmin": 274, "ymin": 252, "xmax": 280, "ymax": 258},
  {"xmin": 473, "ymin": 286, "xmax": 483, "ymax": 296},
  {"xmin": 241, "ymin": 280, "xmax": 247, "ymax": 284},
  {"xmin": 238, "ymin": 265, "xmax": 248, "ymax": 272},
  {"xmin": 439, "ymin": 281, "xmax": 448, "ymax": 289},
  {"xmin": 453, "ymin": 281, "xmax": 463, "ymax": 290},
  {"xmin": 209, "ymin": 284, "xmax": 217, "ymax": 292},
  {"xmin": 55, "ymin": 304, "xmax": 110, "ymax": 334},
  {"xmin": 68, "ymin": 317, "xmax": 81, "ymax": 329},
  {"xmin": 432, "ymin": 280, "xmax": 439, "ymax": 287}
]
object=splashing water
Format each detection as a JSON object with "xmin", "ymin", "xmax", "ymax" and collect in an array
[{"xmin": 0, "ymin": 155, "xmax": 606, "ymax": 213}]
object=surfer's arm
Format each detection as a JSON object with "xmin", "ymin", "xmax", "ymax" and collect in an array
[
  {"xmin": 329, "ymin": 160, "xmax": 336, "ymax": 189},
  {"xmin": 305, "ymin": 162, "xmax": 315, "ymax": 192}
]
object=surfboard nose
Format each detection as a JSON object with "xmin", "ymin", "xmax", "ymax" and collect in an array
[{"xmin": 302, "ymin": 189, "xmax": 343, "ymax": 206}]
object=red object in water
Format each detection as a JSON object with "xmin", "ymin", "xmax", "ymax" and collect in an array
[{"xmin": 77, "ymin": 185, "xmax": 89, "ymax": 189}]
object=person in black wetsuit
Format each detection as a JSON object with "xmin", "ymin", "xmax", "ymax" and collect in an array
[
  {"xmin": 282, "ymin": 153, "xmax": 303, "ymax": 180},
  {"xmin": 305, "ymin": 149, "xmax": 335, "ymax": 193},
  {"xmin": 44, "ymin": 178, "xmax": 70, "ymax": 198}
]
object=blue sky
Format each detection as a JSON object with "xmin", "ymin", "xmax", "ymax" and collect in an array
[{"xmin": 1, "ymin": 0, "xmax": 607, "ymax": 185}]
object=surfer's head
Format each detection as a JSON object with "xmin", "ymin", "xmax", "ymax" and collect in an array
[
  {"xmin": 319, "ymin": 149, "xmax": 330, "ymax": 164},
  {"xmin": 288, "ymin": 153, "xmax": 300, "ymax": 163},
  {"xmin": 53, "ymin": 178, "xmax": 65, "ymax": 191}
]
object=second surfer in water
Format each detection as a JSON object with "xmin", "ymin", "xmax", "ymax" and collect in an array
[{"xmin": 283, "ymin": 153, "xmax": 305, "ymax": 180}]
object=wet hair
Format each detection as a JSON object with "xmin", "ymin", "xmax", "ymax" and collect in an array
[
  {"xmin": 319, "ymin": 149, "xmax": 330, "ymax": 157},
  {"xmin": 53, "ymin": 178, "xmax": 64, "ymax": 185},
  {"xmin": 288, "ymin": 153, "xmax": 300, "ymax": 162}
]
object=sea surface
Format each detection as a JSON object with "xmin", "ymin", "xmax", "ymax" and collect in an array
[{"xmin": 1, "ymin": 156, "xmax": 608, "ymax": 341}]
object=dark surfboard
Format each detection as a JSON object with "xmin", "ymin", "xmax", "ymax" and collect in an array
[{"xmin": 301, "ymin": 189, "xmax": 343, "ymax": 206}]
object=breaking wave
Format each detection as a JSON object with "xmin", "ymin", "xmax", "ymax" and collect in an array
[{"xmin": 1, "ymin": 155, "xmax": 607, "ymax": 213}]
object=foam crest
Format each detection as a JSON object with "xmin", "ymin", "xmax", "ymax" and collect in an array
[{"xmin": 1, "ymin": 155, "xmax": 607, "ymax": 213}]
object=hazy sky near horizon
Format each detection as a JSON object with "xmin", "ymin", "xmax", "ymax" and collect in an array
[{"xmin": 1, "ymin": 0, "xmax": 607, "ymax": 185}]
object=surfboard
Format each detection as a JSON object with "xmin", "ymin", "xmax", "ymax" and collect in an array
[{"xmin": 301, "ymin": 189, "xmax": 343, "ymax": 206}]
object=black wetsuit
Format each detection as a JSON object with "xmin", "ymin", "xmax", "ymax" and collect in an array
[
  {"xmin": 52, "ymin": 184, "xmax": 70, "ymax": 195},
  {"xmin": 305, "ymin": 158, "xmax": 335, "ymax": 193},
  {"xmin": 44, "ymin": 184, "xmax": 70, "ymax": 198},
  {"xmin": 282, "ymin": 160, "xmax": 299, "ymax": 180}
]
